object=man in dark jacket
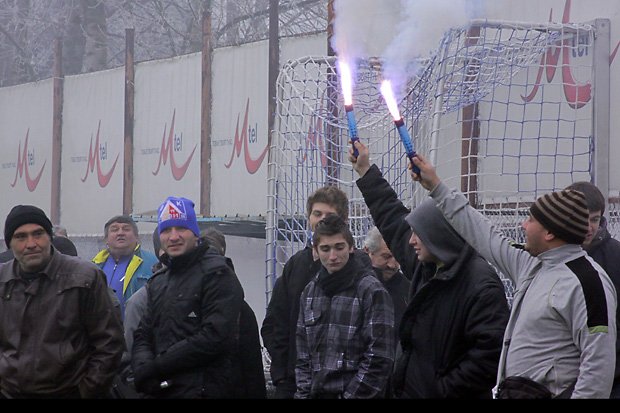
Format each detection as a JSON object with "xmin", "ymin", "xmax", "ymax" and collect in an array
[
  {"xmin": 131, "ymin": 196, "xmax": 245, "ymax": 398},
  {"xmin": 0, "ymin": 205, "xmax": 124, "ymax": 398},
  {"xmin": 349, "ymin": 141, "xmax": 510, "ymax": 398},
  {"xmin": 295, "ymin": 215, "xmax": 394, "ymax": 399},
  {"xmin": 261, "ymin": 185, "xmax": 372, "ymax": 398},
  {"xmin": 202, "ymin": 227, "xmax": 266, "ymax": 399},
  {"xmin": 566, "ymin": 181, "xmax": 620, "ymax": 398},
  {"xmin": 364, "ymin": 226, "xmax": 410, "ymax": 344}
]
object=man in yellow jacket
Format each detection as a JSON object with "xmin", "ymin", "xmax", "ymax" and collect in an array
[{"xmin": 93, "ymin": 215, "xmax": 158, "ymax": 319}]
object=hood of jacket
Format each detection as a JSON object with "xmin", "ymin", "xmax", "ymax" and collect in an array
[{"xmin": 405, "ymin": 198, "xmax": 466, "ymax": 268}]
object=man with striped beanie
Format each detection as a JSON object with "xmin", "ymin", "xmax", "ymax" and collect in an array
[
  {"xmin": 411, "ymin": 153, "xmax": 617, "ymax": 399},
  {"xmin": 528, "ymin": 189, "xmax": 590, "ymax": 249}
]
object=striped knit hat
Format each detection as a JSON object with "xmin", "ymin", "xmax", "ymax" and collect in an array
[{"xmin": 530, "ymin": 189, "xmax": 589, "ymax": 244}]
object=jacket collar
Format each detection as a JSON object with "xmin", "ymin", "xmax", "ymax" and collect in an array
[
  {"xmin": 0, "ymin": 247, "xmax": 61, "ymax": 284},
  {"xmin": 585, "ymin": 217, "xmax": 611, "ymax": 253},
  {"xmin": 536, "ymin": 243, "xmax": 584, "ymax": 266}
]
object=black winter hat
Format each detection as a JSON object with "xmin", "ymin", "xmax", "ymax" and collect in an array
[
  {"xmin": 4, "ymin": 205, "xmax": 53, "ymax": 248},
  {"xmin": 52, "ymin": 236, "xmax": 78, "ymax": 256}
]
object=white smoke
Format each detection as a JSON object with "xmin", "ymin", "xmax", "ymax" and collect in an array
[
  {"xmin": 331, "ymin": 0, "xmax": 486, "ymax": 99},
  {"xmin": 382, "ymin": 0, "xmax": 484, "ymax": 98},
  {"xmin": 331, "ymin": 0, "xmax": 402, "ymax": 61}
]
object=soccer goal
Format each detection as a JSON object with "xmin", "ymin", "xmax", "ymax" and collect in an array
[{"xmin": 265, "ymin": 18, "xmax": 612, "ymax": 304}]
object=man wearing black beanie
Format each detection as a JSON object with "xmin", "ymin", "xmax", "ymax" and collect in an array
[
  {"xmin": 4, "ymin": 205, "xmax": 53, "ymax": 248},
  {"xmin": 0, "ymin": 204, "xmax": 124, "ymax": 398}
]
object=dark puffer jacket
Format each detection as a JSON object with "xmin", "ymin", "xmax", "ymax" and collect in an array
[
  {"xmin": 357, "ymin": 164, "xmax": 509, "ymax": 398},
  {"xmin": 584, "ymin": 217, "xmax": 620, "ymax": 397},
  {"xmin": 132, "ymin": 242, "xmax": 244, "ymax": 398}
]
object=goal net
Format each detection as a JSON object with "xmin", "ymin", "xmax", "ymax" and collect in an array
[{"xmin": 266, "ymin": 18, "xmax": 611, "ymax": 304}]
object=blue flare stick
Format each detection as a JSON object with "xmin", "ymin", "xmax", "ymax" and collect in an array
[
  {"xmin": 394, "ymin": 118, "xmax": 420, "ymax": 175},
  {"xmin": 345, "ymin": 104, "xmax": 359, "ymax": 157}
]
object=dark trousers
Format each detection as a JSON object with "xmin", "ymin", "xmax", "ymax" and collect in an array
[{"xmin": 273, "ymin": 379, "xmax": 296, "ymax": 399}]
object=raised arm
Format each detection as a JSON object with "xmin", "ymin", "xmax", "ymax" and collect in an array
[
  {"xmin": 347, "ymin": 140, "xmax": 417, "ymax": 279},
  {"xmin": 348, "ymin": 140, "xmax": 371, "ymax": 178},
  {"xmin": 410, "ymin": 154, "xmax": 535, "ymax": 286}
]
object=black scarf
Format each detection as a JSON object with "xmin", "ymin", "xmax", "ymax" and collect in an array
[{"xmin": 317, "ymin": 253, "xmax": 359, "ymax": 297}]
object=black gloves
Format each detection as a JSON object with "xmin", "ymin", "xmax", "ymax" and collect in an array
[{"xmin": 133, "ymin": 361, "xmax": 162, "ymax": 395}]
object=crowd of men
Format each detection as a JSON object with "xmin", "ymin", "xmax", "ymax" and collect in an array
[{"xmin": 0, "ymin": 143, "xmax": 618, "ymax": 399}]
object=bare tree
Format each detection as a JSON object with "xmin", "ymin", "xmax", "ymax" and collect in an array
[
  {"xmin": 0, "ymin": 0, "xmax": 328, "ymax": 87},
  {"xmin": 80, "ymin": 0, "xmax": 107, "ymax": 73},
  {"xmin": 0, "ymin": 0, "xmax": 35, "ymax": 84},
  {"xmin": 64, "ymin": 3, "xmax": 87, "ymax": 75}
]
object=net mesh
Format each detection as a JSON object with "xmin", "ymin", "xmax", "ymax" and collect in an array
[{"xmin": 266, "ymin": 19, "xmax": 610, "ymax": 305}]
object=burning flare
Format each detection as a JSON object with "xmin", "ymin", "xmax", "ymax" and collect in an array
[
  {"xmin": 380, "ymin": 80, "xmax": 402, "ymax": 121},
  {"xmin": 338, "ymin": 60, "xmax": 354, "ymax": 106},
  {"xmin": 380, "ymin": 79, "xmax": 420, "ymax": 174},
  {"xmin": 338, "ymin": 60, "xmax": 359, "ymax": 157}
]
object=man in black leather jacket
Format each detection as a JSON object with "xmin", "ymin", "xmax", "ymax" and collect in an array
[{"xmin": 0, "ymin": 205, "xmax": 124, "ymax": 398}]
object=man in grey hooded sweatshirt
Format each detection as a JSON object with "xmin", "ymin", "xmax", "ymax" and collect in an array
[{"xmin": 349, "ymin": 140, "xmax": 509, "ymax": 398}]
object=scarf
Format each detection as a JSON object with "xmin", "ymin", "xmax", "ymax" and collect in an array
[{"xmin": 317, "ymin": 253, "xmax": 359, "ymax": 297}]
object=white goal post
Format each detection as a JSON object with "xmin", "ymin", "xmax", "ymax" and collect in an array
[{"xmin": 265, "ymin": 18, "xmax": 613, "ymax": 304}]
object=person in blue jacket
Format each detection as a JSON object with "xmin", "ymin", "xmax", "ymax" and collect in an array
[{"xmin": 92, "ymin": 215, "xmax": 158, "ymax": 318}]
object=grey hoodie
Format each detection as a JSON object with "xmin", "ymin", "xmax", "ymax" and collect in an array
[{"xmin": 405, "ymin": 198, "xmax": 465, "ymax": 266}]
